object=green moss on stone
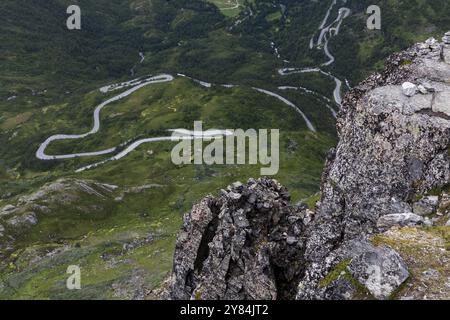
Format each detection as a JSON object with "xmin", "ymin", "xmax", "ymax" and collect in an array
[
  {"xmin": 319, "ymin": 259, "xmax": 351, "ymax": 288},
  {"xmin": 319, "ymin": 258, "xmax": 374, "ymax": 299}
]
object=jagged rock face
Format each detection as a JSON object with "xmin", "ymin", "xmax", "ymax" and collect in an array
[
  {"xmin": 170, "ymin": 178, "xmax": 307, "ymax": 300},
  {"xmin": 297, "ymin": 35, "xmax": 450, "ymax": 299}
]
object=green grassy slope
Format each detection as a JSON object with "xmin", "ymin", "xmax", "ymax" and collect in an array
[
  {"xmin": 0, "ymin": 78, "xmax": 335, "ymax": 298},
  {"xmin": 1, "ymin": 0, "xmax": 448, "ymax": 299}
]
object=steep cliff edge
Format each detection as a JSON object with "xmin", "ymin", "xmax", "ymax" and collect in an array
[{"xmin": 167, "ymin": 34, "xmax": 450, "ymax": 300}]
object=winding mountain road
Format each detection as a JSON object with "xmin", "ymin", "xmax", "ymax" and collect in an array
[
  {"xmin": 253, "ymin": 87, "xmax": 316, "ymax": 132},
  {"xmin": 36, "ymin": 72, "xmax": 316, "ymax": 171},
  {"xmin": 36, "ymin": 0, "xmax": 350, "ymax": 172},
  {"xmin": 218, "ymin": 0, "xmax": 240, "ymax": 11},
  {"xmin": 278, "ymin": 67, "xmax": 343, "ymax": 106},
  {"xmin": 36, "ymin": 74, "xmax": 174, "ymax": 160},
  {"xmin": 279, "ymin": 0, "xmax": 350, "ymax": 108}
]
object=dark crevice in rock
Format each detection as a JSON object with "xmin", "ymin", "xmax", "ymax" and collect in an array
[
  {"xmin": 416, "ymin": 109, "xmax": 450, "ymax": 120},
  {"xmin": 193, "ymin": 209, "xmax": 219, "ymax": 272},
  {"xmin": 271, "ymin": 251, "xmax": 306, "ymax": 300}
]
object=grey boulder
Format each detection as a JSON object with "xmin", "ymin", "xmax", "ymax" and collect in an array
[
  {"xmin": 347, "ymin": 242, "xmax": 409, "ymax": 300},
  {"xmin": 432, "ymin": 91, "xmax": 450, "ymax": 116},
  {"xmin": 6, "ymin": 212, "xmax": 38, "ymax": 228},
  {"xmin": 401, "ymin": 82, "xmax": 418, "ymax": 97},
  {"xmin": 413, "ymin": 196, "xmax": 439, "ymax": 216},
  {"xmin": 377, "ymin": 213, "xmax": 424, "ymax": 229}
]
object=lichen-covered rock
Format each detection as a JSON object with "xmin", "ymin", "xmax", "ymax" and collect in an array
[
  {"xmin": 413, "ymin": 196, "xmax": 439, "ymax": 216},
  {"xmin": 402, "ymin": 82, "xmax": 418, "ymax": 97},
  {"xmin": 377, "ymin": 213, "xmax": 424, "ymax": 229},
  {"xmin": 169, "ymin": 178, "xmax": 306, "ymax": 300},
  {"xmin": 296, "ymin": 34, "xmax": 450, "ymax": 300},
  {"xmin": 301, "ymin": 239, "xmax": 409, "ymax": 300},
  {"xmin": 432, "ymin": 91, "xmax": 450, "ymax": 116},
  {"xmin": 346, "ymin": 241, "xmax": 409, "ymax": 300}
]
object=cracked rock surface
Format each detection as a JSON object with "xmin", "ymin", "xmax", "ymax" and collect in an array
[{"xmin": 170, "ymin": 179, "xmax": 306, "ymax": 300}]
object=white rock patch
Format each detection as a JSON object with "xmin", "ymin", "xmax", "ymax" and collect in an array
[{"xmin": 402, "ymin": 82, "xmax": 418, "ymax": 97}]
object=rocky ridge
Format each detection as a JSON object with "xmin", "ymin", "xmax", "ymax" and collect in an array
[
  {"xmin": 170, "ymin": 179, "xmax": 308, "ymax": 300},
  {"xmin": 167, "ymin": 33, "xmax": 450, "ymax": 300}
]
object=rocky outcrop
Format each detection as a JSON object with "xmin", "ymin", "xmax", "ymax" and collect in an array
[
  {"xmin": 168, "ymin": 34, "xmax": 450, "ymax": 300},
  {"xmin": 296, "ymin": 33, "xmax": 450, "ymax": 300},
  {"xmin": 170, "ymin": 179, "xmax": 308, "ymax": 300}
]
